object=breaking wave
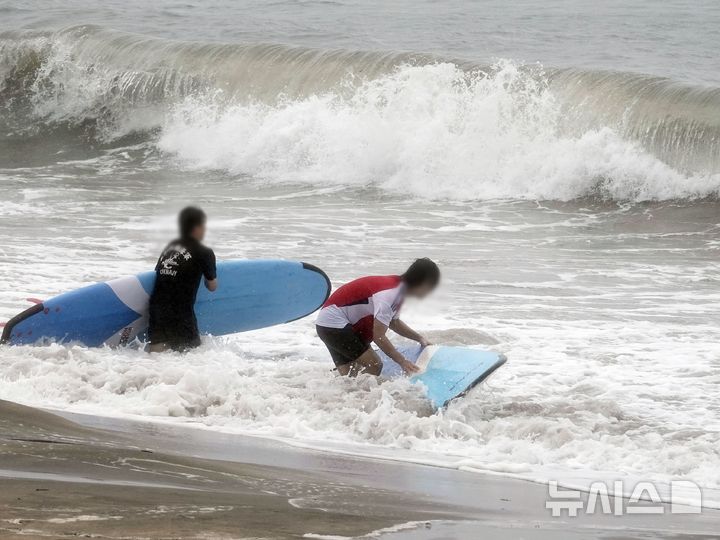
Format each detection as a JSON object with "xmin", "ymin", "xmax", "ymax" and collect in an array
[{"xmin": 1, "ymin": 25, "xmax": 719, "ymax": 201}]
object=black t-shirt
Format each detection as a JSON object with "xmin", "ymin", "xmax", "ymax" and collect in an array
[{"xmin": 149, "ymin": 238, "xmax": 216, "ymax": 322}]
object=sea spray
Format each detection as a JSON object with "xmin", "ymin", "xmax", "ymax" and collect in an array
[
  {"xmin": 159, "ymin": 63, "xmax": 720, "ymax": 200},
  {"xmin": 1, "ymin": 26, "xmax": 720, "ymax": 199}
]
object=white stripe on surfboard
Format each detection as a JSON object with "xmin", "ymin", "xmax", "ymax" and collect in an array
[
  {"xmin": 104, "ymin": 314, "xmax": 148, "ymax": 347},
  {"xmin": 106, "ymin": 275, "xmax": 150, "ymax": 315},
  {"xmin": 415, "ymin": 345, "xmax": 438, "ymax": 373}
]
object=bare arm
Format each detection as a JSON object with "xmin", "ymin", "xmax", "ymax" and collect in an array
[
  {"xmin": 373, "ymin": 319, "xmax": 420, "ymax": 374},
  {"xmin": 389, "ymin": 319, "xmax": 431, "ymax": 347},
  {"xmin": 202, "ymin": 249, "xmax": 217, "ymax": 292}
]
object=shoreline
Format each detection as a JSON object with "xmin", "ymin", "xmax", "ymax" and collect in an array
[
  {"xmin": 49, "ymin": 403, "xmax": 720, "ymax": 511},
  {"xmin": 0, "ymin": 400, "xmax": 459, "ymax": 539},
  {"xmin": 1, "ymin": 400, "xmax": 719, "ymax": 539}
]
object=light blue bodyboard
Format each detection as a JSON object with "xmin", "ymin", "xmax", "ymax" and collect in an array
[
  {"xmin": 2, "ymin": 260, "xmax": 330, "ymax": 347},
  {"xmin": 378, "ymin": 344, "xmax": 506, "ymax": 408}
]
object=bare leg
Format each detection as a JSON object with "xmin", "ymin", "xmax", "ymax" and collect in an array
[
  {"xmin": 148, "ymin": 342, "xmax": 170, "ymax": 353},
  {"xmin": 337, "ymin": 348, "xmax": 383, "ymax": 377}
]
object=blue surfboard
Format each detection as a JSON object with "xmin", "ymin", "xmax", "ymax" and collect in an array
[
  {"xmin": 1, "ymin": 260, "xmax": 330, "ymax": 347},
  {"xmin": 378, "ymin": 344, "xmax": 507, "ymax": 409}
]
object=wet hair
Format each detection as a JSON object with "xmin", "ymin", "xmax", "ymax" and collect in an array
[
  {"xmin": 402, "ymin": 258, "xmax": 440, "ymax": 289},
  {"xmin": 178, "ymin": 206, "xmax": 206, "ymax": 238}
]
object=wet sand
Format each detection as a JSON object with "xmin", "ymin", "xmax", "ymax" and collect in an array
[
  {"xmin": 0, "ymin": 400, "xmax": 460, "ymax": 539},
  {"xmin": 1, "ymin": 399, "xmax": 719, "ymax": 539}
]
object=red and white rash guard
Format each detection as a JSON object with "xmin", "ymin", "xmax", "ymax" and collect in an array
[{"xmin": 316, "ymin": 275, "xmax": 406, "ymax": 342}]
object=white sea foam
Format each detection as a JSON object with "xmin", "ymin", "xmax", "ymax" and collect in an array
[
  {"xmin": 304, "ymin": 520, "xmax": 429, "ymax": 539},
  {"xmin": 3, "ymin": 29, "xmax": 719, "ymax": 201},
  {"xmin": 2, "ymin": 24, "xmax": 720, "ymax": 516},
  {"xmin": 159, "ymin": 63, "xmax": 720, "ymax": 201},
  {"xmin": 1, "ymin": 172, "xmax": 719, "ymax": 508},
  {"xmin": 2, "ymin": 309, "xmax": 719, "ymax": 508}
]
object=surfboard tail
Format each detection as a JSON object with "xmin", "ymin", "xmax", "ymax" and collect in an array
[{"xmin": 0, "ymin": 303, "xmax": 45, "ymax": 345}]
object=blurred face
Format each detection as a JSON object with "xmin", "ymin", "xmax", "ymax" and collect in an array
[
  {"xmin": 191, "ymin": 222, "xmax": 207, "ymax": 241},
  {"xmin": 407, "ymin": 281, "xmax": 437, "ymax": 299}
]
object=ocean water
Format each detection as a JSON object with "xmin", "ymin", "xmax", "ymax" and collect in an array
[{"xmin": 1, "ymin": 0, "xmax": 719, "ymax": 507}]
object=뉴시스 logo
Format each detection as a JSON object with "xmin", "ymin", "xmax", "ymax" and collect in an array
[{"xmin": 546, "ymin": 480, "xmax": 702, "ymax": 517}]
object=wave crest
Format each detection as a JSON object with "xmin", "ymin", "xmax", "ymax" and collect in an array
[
  {"xmin": 1, "ymin": 25, "xmax": 719, "ymax": 200},
  {"xmin": 160, "ymin": 62, "xmax": 719, "ymax": 201}
]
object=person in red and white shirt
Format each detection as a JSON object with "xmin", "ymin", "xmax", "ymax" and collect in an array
[{"xmin": 316, "ymin": 258, "xmax": 440, "ymax": 376}]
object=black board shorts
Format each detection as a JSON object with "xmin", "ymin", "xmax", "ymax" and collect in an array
[
  {"xmin": 149, "ymin": 308, "xmax": 201, "ymax": 352},
  {"xmin": 316, "ymin": 324, "xmax": 370, "ymax": 367}
]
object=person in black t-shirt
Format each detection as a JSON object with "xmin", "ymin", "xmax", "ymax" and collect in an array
[{"xmin": 148, "ymin": 207, "xmax": 217, "ymax": 352}]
